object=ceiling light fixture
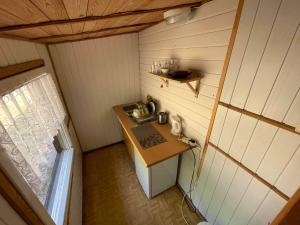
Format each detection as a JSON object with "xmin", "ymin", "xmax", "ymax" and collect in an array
[{"xmin": 164, "ymin": 7, "xmax": 192, "ymax": 25}]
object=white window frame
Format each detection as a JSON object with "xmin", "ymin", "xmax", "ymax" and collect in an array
[{"xmin": 0, "ymin": 70, "xmax": 74, "ymax": 225}]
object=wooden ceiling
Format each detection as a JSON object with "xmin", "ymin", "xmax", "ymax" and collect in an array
[{"xmin": 0, "ymin": 0, "xmax": 209, "ymax": 44}]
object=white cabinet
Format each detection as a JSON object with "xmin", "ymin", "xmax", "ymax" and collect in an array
[
  {"xmin": 133, "ymin": 147, "xmax": 179, "ymax": 198},
  {"xmin": 134, "ymin": 147, "xmax": 151, "ymax": 198}
]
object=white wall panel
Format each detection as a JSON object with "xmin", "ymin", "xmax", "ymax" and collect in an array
[
  {"xmin": 257, "ymin": 129, "xmax": 300, "ymax": 184},
  {"xmin": 210, "ymin": 105, "xmax": 228, "ymax": 145},
  {"xmin": 230, "ymin": 0, "xmax": 282, "ymax": 108},
  {"xmin": 49, "ymin": 34, "xmax": 140, "ymax": 151},
  {"xmin": 228, "ymin": 178, "xmax": 269, "ymax": 225},
  {"xmin": 228, "ymin": 115, "xmax": 257, "ymax": 161},
  {"xmin": 275, "ymin": 146, "xmax": 300, "ymax": 197},
  {"xmin": 205, "ymin": 159, "xmax": 238, "ymax": 223},
  {"xmin": 214, "ymin": 167, "xmax": 252, "ymax": 225},
  {"xmin": 262, "ymin": 26, "xmax": 300, "ymax": 122},
  {"xmin": 245, "ymin": 0, "xmax": 300, "ymax": 114},
  {"xmin": 248, "ymin": 191, "xmax": 286, "ymax": 225},
  {"xmin": 241, "ymin": 121, "xmax": 278, "ymax": 171},
  {"xmin": 220, "ymin": 0, "xmax": 260, "ymax": 103},
  {"xmin": 221, "ymin": 0, "xmax": 300, "ymax": 129},
  {"xmin": 138, "ymin": 0, "xmax": 239, "ymax": 203},
  {"xmin": 192, "ymin": 145, "xmax": 216, "ymax": 207},
  {"xmin": 283, "ymin": 90, "xmax": 300, "ymax": 128},
  {"xmin": 217, "ymin": 110, "xmax": 241, "ymax": 152},
  {"xmin": 197, "ymin": 0, "xmax": 300, "ymax": 223},
  {"xmin": 197, "ymin": 152, "xmax": 226, "ymax": 214}
]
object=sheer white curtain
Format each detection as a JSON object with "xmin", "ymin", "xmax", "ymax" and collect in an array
[{"xmin": 0, "ymin": 74, "xmax": 65, "ymax": 204}]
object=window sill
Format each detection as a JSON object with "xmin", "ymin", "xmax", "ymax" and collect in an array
[{"xmin": 47, "ymin": 148, "xmax": 74, "ymax": 225}]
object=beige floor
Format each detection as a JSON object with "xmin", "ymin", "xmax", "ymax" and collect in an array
[{"xmin": 83, "ymin": 143, "xmax": 201, "ymax": 225}]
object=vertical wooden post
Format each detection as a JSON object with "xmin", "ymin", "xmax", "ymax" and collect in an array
[
  {"xmin": 270, "ymin": 188, "xmax": 300, "ymax": 225},
  {"xmin": 196, "ymin": 0, "xmax": 245, "ymax": 177}
]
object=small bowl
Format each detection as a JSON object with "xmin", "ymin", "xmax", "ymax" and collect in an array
[{"xmin": 161, "ymin": 68, "xmax": 169, "ymax": 74}]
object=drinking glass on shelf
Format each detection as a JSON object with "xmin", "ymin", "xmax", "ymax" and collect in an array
[
  {"xmin": 151, "ymin": 64, "xmax": 155, "ymax": 73},
  {"xmin": 164, "ymin": 60, "xmax": 170, "ymax": 69},
  {"xmin": 153, "ymin": 60, "xmax": 158, "ymax": 73}
]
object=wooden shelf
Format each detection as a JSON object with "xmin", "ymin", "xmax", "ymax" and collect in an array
[{"xmin": 150, "ymin": 72, "xmax": 202, "ymax": 97}]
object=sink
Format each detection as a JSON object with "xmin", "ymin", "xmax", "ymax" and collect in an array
[
  {"xmin": 122, "ymin": 103, "xmax": 157, "ymax": 125},
  {"xmin": 122, "ymin": 103, "xmax": 137, "ymax": 116}
]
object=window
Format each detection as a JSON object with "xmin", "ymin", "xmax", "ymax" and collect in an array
[{"xmin": 0, "ymin": 74, "xmax": 72, "ymax": 224}]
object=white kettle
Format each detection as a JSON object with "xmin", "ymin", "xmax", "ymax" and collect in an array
[{"xmin": 170, "ymin": 115, "xmax": 182, "ymax": 136}]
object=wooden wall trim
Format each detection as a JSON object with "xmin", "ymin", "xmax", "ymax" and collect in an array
[
  {"xmin": 208, "ymin": 142, "xmax": 289, "ymax": 201},
  {"xmin": 219, "ymin": 101, "xmax": 299, "ymax": 135},
  {"xmin": 0, "ymin": 1, "xmax": 209, "ymax": 32},
  {"xmin": 83, "ymin": 141, "xmax": 124, "ymax": 154},
  {"xmin": 0, "ymin": 59, "xmax": 44, "ymax": 81},
  {"xmin": 0, "ymin": 167, "xmax": 45, "ymax": 225},
  {"xmin": 270, "ymin": 188, "xmax": 300, "ymax": 225},
  {"xmin": 197, "ymin": 0, "xmax": 244, "ymax": 176}
]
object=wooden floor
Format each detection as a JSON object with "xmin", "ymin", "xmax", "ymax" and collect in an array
[{"xmin": 83, "ymin": 143, "xmax": 201, "ymax": 225}]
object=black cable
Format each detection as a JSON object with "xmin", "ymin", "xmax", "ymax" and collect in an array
[
  {"xmin": 189, "ymin": 147, "xmax": 196, "ymax": 205},
  {"xmin": 181, "ymin": 146, "xmax": 198, "ymax": 225}
]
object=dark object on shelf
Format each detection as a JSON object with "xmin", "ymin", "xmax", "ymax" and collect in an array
[
  {"xmin": 168, "ymin": 70, "xmax": 192, "ymax": 79},
  {"xmin": 158, "ymin": 112, "xmax": 168, "ymax": 124}
]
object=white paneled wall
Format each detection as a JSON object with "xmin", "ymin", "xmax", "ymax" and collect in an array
[
  {"xmin": 138, "ymin": 0, "xmax": 239, "ymax": 193},
  {"xmin": 221, "ymin": 0, "xmax": 300, "ymax": 128},
  {"xmin": 211, "ymin": 106, "xmax": 300, "ymax": 196},
  {"xmin": 49, "ymin": 33, "xmax": 140, "ymax": 151},
  {"xmin": 196, "ymin": 0, "xmax": 300, "ymax": 224}
]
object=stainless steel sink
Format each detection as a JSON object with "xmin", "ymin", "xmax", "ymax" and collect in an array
[{"xmin": 122, "ymin": 103, "xmax": 157, "ymax": 125}]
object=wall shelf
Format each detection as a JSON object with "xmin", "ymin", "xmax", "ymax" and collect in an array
[{"xmin": 150, "ymin": 72, "xmax": 201, "ymax": 98}]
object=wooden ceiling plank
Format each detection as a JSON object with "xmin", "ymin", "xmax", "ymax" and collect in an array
[
  {"xmin": 34, "ymin": 22, "xmax": 159, "ymax": 42},
  {"xmin": 28, "ymin": 0, "xmax": 69, "ymax": 20},
  {"xmin": 91, "ymin": 11, "xmax": 163, "ymax": 32},
  {"xmin": 85, "ymin": 0, "xmax": 111, "ymax": 31},
  {"xmin": 0, "ymin": 0, "xmax": 49, "ymax": 25},
  {"xmin": 62, "ymin": 0, "xmax": 89, "ymax": 33},
  {"xmin": 115, "ymin": 0, "xmax": 152, "ymax": 14},
  {"xmin": 26, "ymin": 0, "xmax": 75, "ymax": 36},
  {"xmin": 0, "ymin": 1, "xmax": 207, "ymax": 32},
  {"xmin": 101, "ymin": 0, "xmax": 130, "ymax": 16},
  {"xmin": 87, "ymin": 0, "xmax": 111, "ymax": 16}
]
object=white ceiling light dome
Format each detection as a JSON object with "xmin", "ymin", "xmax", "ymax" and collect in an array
[{"xmin": 164, "ymin": 7, "xmax": 192, "ymax": 25}]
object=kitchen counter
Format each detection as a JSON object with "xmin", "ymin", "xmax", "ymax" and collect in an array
[{"xmin": 113, "ymin": 104, "xmax": 190, "ymax": 167}]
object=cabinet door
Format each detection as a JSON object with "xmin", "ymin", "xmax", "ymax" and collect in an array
[
  {"xmin": 122, "ymin": 129, "xmax": 135, "ymax": 162},
  {"xmin": 134, "ymin": 147, "xmax": 150, "ymax": 198},
  {"xmin": 151, "ymin": 155, "xmax": 179, "ymax": 197}
]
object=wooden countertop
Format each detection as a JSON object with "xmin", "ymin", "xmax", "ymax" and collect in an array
[{"xmin": 113, "ymin": 104, "xmax": 190, "ymax": 167}]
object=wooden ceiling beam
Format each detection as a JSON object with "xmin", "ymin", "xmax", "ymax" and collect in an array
[
  {"xmin": 0, "ymin": 1, "xmax": 208, "ymax": 32},
  {"xmin": 31, "ymin": 21, "xmax": 161, "ymax": 42},
  {"xmin": 49, "ymin": 28, "xmax": 145, "ymax": 45},
  {"xmin": 0, "ymin": 33, "xmax": 31, "ymax": 42}
]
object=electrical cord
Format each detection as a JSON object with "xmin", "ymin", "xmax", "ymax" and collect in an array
[{"xmin": 181, "ymin": 144, "xmax": 201, "ymax": 225}]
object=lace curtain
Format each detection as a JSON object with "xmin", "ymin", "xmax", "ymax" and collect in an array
[{"xmin": 0, "ymin": 74, "xmax": 65, "ymax": 204}]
